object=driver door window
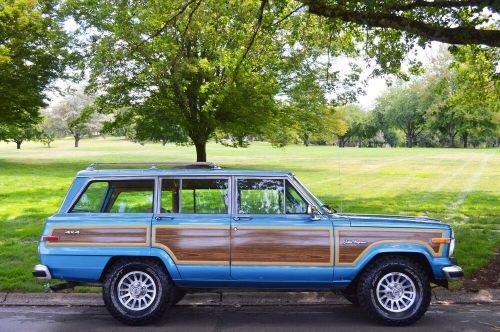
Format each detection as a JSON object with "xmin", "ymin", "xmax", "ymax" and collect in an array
[{"xmin": 237, "ymin": 179, "xmax": 284, "ymax": 214}]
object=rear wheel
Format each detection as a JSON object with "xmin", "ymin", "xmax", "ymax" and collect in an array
[
  {"xmin": 102, "ymin": 259, "xmax": 173, "ymax": 325},
  {"xmin": 357, "ymin": 255, "xmax": 431, "ymax": 326}
]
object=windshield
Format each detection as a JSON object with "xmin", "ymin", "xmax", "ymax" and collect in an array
[{"xmin": 292, "ymin": 175, "xmax": 331, "ymax": 214}]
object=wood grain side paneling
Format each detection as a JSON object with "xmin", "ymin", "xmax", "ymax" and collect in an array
[
  {"xmin": 231, "ymin": 227, "xmax": 332, "ymax": 266},
  {"xmin": 153, "ymin": 226, "xmax": 230, "ymax": 264},
  {"xmin": 336, "ymin": 228, "xmax": 445, "ymax": 266},
  {"xmin": 48, "ymin": 226, "xmax": 149, "ymax": 246}
]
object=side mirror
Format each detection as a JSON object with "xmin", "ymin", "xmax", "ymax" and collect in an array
[{"xmin": 308, "ymin": 205, "xmax": 321, "ymax": 221}]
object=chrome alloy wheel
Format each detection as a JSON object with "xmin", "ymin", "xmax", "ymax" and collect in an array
[
  {"xmin": 376, "ymin": 272, "xmax": 416, "ymax": 313},
  {"xmin": 117, "ymin": 271, "xmax": 157, "ymax": 311}
]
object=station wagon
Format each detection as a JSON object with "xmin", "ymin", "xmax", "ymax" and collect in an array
[{"xmin": 33, "ymin": 162, "xmax": 463, "ymax": 326}]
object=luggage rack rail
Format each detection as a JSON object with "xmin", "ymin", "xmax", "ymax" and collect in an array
[{"xmin": 86, "ymin": 162, "xmax": 222, "ymax": 171}]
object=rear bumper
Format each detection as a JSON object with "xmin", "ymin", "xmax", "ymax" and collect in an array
[
  {"xmin": 442, "ymin": 265, "xmax": 464, "ymax": 281},
  {"xmin": 32, "ymin": 264, "xmax": 52, "ymax": 280}
]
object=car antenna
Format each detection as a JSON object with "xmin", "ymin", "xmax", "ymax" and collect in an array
[{"xmin": 337, "ymin": 140, "xmax": 343, "ymax": 214}]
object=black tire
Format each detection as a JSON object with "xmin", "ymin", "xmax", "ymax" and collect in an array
[
  {"xmin": 172, "ymin": 288, "xmax": 187, "ymax": 306},
  {"xmin": 357, "ymin": 255, "xmax": 431, "ymax": 326},
  {"xmin": 341, "ymin": 289, "xmax": 360, "ymax": 306},
  {"xmin": 102, "ymin": 258, "xmax": 174, "ymax": 325}
]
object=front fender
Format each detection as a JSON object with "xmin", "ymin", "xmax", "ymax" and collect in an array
[{"xmin": 334, "ymin": 242, "xmax": 437, "ymax": 282}]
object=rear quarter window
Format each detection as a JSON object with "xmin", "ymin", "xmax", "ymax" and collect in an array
[{"xmin": 70, "ymin": 179, "xmax": 155, "ymax": 213}]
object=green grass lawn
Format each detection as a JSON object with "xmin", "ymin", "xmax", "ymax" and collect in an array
[{"xmin": 0, "ymin": 137, "xmax": 498, "ymax": 291}]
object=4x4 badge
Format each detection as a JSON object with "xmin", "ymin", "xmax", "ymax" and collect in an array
[{"xmin": 64, "ymin": 230, "xmax": 80, "ymax": 235}]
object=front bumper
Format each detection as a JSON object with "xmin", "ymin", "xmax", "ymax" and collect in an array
[
  {"xmin": 442, "ymin": 265, "xmax": 464, "ymax": 281},
  {"xmin": 32, "ymin": 264, "xmax": 52, "ymax": 280}
]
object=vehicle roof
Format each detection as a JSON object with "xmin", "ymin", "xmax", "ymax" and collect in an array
[{"xmin": 76, "ymin": 169, "xmax": 292, "ymax": 178}]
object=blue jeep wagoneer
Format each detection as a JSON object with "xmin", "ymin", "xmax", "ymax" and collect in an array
[{"xmin": 33, "ymin": 162, "xmax": 463, "ymax": 326}]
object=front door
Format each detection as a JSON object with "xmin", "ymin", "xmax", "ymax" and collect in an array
[
  {"xmin": 230, "ymin": 177, "xmax": 333, "ymax": 285},
  {"xmin": 152, "ymin": 177, "xmax": 231, "ymax": 280}
]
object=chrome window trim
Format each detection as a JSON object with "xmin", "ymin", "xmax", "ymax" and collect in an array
[
  {"xmin": 65, "ymin": 176, "xmax": 158, "ymax": 214},
  {"xmin": 289, "ymin": 175, "xmax": 325, "ymax": 214},
  {"xmin": 64, "ymin": 174, "xmax": 321, "ymax": 215},
  {"xmin": 157, "ymin": 176, "xmax": 232, "ymax": 215}
]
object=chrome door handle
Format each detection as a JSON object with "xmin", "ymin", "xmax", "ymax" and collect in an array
[
  {"xmin": 233, "ymin": 216, "xmax": 253, "ymax": 221},
  {"xmin": 154, "ymin": 216, "xmax": 174, "ymax": 221},
  {"xmin": 233, "ymin": 227, "xmax": 238, "ymax": 231}
]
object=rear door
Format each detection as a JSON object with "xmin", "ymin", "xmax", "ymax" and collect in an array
[
  {"xmin": 230, "ymin": 177, "xmax": 333, "ymax": 285},
  {"xmin": 152, "ymin": 177, "xmax": 231, "ymax": 280}
]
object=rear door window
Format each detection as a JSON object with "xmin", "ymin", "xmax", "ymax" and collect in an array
[{"xmin": 160, "ymin": 178, "xmax": 229, "ymax": 214}]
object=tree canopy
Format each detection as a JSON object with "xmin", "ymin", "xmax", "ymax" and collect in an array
[
  {"xmin": 66, "ymin": 0, "xmax": 364, "ymax": 160},
  {"xmin": 0, "ymin": 0, "xmax": 71, "ymax": 124}
]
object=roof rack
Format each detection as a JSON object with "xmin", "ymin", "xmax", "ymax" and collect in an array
[{"xmin": 86, "ymin": 162, "xmax": 222, "ymax": 171}]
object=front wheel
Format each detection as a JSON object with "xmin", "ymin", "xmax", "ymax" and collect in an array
[
  {"xmin": 357, "ymin": 255, "xmax": 431, "ymax": 326},
  {"xmin": 102, "ymin": 259, "xmax": 173, "ymax": 325}
]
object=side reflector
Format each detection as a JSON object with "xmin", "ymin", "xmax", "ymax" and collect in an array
[
  {"xmin": 432, "ymin": 238, "xmax": 451, "ymax": 244},
  {"xmin": 42, "ymin": 236, "xmax": 59, "ymax": 242}
]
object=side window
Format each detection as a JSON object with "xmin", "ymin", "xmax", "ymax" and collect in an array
[
  {"xmin": 237, "ymin": 179, "xmax": 284, "ymax": 214},
  {"xmin": 71, "ymin": 182, "xmax": 108, "ymax": 212},
  {"xmin": 70, "ymin": 180, "xmax": 154, "ymax": 213},
  {"xmin": 180, "ymin": 179, "xmax": 229, "ymax": 214},
  {"xmin": 285, "ymin": 180, "xmax": 308, "ymax": 214}
]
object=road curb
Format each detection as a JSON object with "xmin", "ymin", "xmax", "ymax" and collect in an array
[{"xmin": 1, "ymin": 289, "xmax": 498, "ymax": 307}]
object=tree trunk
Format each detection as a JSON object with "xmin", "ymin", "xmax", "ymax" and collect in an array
[
  {"xmin": 340, "ymin": 137, "xmax": 348, "ymax": 147},
  {"xmin": 302, "ymin": 133, "xmax": 310, "ymax": 146},
  {"xmin": 462, "ymin": 132, "xmax": 468, "ymax": 148},
  {"xmin": 406, "ymin": 133, "xmax": 413, "ymax": 148},
  {"xmin": 194, "ymin": 141, "xmax": 207, "ymax": 162},
  {"xmin": 449, "ymin": 133, "xmax": 456, "ymax": 147},
  {"xmin": 15, "ymin": 141, "xmax": 22, "ymax": 149},
  {"xmin": 74, "ymin": 133, "xmax": 80, "ymax": 148}
]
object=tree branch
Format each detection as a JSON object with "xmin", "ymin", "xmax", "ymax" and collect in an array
[
  {"xmin": 136, "ymin": 0, "xmax": 200, "ymax": 48},
  {"xmin": 300, "ymin": 1, "xmax": 500, "ymax": 47},
  {"xmin": 387, "ymin": 0, "xmax": 493, "ymax": 11},
  {"xmin": 264, "ymin": 4, "xmax": 306, "ymax": 29},
  {"xmin": 232, "ymin": 0, "xmax": 268, "ymax": 82}
]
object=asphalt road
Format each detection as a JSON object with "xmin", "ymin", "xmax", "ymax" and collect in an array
[{"xmin": 0, "ymin": 303, "xmax": 498, "ymax": 332}]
